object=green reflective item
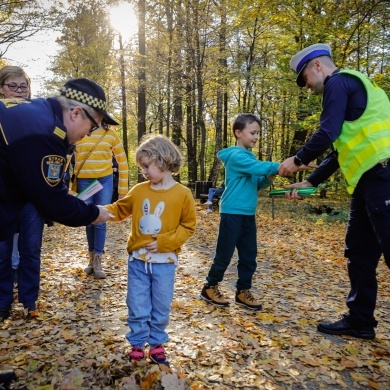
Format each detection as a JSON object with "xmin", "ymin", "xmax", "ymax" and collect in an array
[{"xmin": 268, "ymin": 187, "xmax": 317, "ymax": 196}]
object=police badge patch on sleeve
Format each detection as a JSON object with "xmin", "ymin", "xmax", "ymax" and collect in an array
[{"xmin": 41, "ymin": 155, "xmax": 66, "ymax": 186}]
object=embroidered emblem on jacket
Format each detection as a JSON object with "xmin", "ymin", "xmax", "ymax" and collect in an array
[{"xmin": 41, "ymin": 155, "xmax": 66, "ymax": 186}]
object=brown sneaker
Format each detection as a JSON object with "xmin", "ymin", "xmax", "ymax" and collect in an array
[
  {"xmin": 200, "ymin": 284, "xmax": 229, "ymax": 307},
  {"xmin": 235, "ymin": 289, "xmax": 262, "ymax": 310}
]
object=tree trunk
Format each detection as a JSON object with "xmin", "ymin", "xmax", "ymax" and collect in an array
[
  {"xmin": 165, "ymin": 0, "xmax": 173, "ymax": 137},
  {"xmin": 208, "ymin": 0, "xmax": 227, "ymax": 184},
  {"xmin": 118, "ymin": 33, "xmax": 128, "ymax": 160},
  {"xmin": 194, "ymin": 5, "xmax": 206, "ymax": 181},
  {"xmin": 137, "ymin": 0, "xmax": 146, "ymax": 182}
]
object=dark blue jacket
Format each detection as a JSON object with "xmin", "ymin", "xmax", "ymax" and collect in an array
[{"xmin": 0, "ymin": 97, "xmax": 99, "ymax": 240}]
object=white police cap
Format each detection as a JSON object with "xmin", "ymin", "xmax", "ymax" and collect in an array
[{"xmin": 290, "ymin": 43, "xmax": 332, "ymax": 87}]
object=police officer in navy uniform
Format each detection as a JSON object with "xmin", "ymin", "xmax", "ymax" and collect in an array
[
  {"xmin": 278, "ymin": 43, "xmax": 390, "ymax": 340},
  {"xmin": 0, "ymin": 78, "xmax": 112, "ymax": 322}
]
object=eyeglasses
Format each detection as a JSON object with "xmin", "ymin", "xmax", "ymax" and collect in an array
[
  {"xmin": 81, "ymin": 108, "xmax": 100, "ymax": 133},
  {"xmin": 3, "ymin": 83, "xmax": 29, "ymax": 92}
]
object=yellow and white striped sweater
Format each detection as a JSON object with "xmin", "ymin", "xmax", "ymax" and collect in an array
[{"xmin": 73, "ymin": 128, "xmax": 129, "ymax": 195}]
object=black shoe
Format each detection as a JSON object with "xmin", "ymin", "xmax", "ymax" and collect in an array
[
  {"xmin": 317, "ymin": 315, "xmax": 375, "ymax": 340},
  {"xmin": 0, "ymin": 369, "xmax": 17, "ymax": 387},
  {"xmin": 0, "ymin": 309, "xmax": 10, "ymax": 323}
]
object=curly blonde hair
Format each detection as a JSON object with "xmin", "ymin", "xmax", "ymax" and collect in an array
[{"xmin": 136, "ymin": 134, "xmax": 182, "ymax": 174}]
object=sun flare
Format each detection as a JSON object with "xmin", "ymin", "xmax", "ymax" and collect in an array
[{"xmin": 109, "ymin": 2, "xmax": 138, "ymax": 41}]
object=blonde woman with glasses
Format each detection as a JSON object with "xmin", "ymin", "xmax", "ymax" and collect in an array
[{"xmin": 0, "ymin": 65, "xmax": 31, "ymax": 99}]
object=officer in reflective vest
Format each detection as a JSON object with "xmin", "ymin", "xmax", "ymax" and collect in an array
[{"xmin": 279, "ymin": 43, "xmax": 390, "ymax": 340}]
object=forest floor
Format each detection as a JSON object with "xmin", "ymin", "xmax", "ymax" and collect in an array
[{"xmin": 0, "ymin": 195, "xmax": 389, "ymax": 390}]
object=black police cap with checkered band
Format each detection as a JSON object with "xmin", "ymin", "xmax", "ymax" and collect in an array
[{"xmin": 61, "ymin": 78, "xmax": 118, "ymax": 125}]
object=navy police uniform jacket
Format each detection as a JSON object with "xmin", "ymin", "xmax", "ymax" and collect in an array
[{"xmin": 0, "ymin": 97, "xmax": 99, "ymax": 240}]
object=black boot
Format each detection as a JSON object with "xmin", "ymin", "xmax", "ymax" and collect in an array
[
  {"xmin": 317, "ymin": 314, "xmax": 375, "ymax": 339},
  {"xmin": 0, "ymin": 369, "xmax": 16, "ymax": 388}
]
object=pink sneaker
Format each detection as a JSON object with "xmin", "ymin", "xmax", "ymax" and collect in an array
[
  {"xmin": 128, "ymin": 347, "xmax": 145, "ymax": 362},
  {"xmin": 149, "ymin": 345, "xmax": 169, "ymax": 367}
]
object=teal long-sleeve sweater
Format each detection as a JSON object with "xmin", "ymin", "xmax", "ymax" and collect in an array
[{"xmin": 217, "ymin": 146, "xmax": 280, "ymax": 215}]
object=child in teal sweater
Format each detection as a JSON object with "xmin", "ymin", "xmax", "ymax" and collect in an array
[{"xmin": 200, "ymin": 113, "xmax": 280, "ymax": 310}]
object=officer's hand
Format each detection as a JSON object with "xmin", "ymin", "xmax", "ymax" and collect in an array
[
  {"xmin": 278, "ymin": 156, "xmax": 298, "ymax": 176},
  {"xmin": 92, "ymin": 206, "xmax": 111, "ymax": 224},
  {"xmin": 284, "ymin": 180, "xmax": 312, "ymax": 199},
  {"xmin": 279, "ymin": 157, "xmax": 317, "ymax": 176},
  {"xmin": 297, "ymin": 162, "xmax": 318, "ymax": 172}
]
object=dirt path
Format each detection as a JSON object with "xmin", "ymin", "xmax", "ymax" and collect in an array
[{"xmin": 0, "ymin": 199, "xmax": 389, "ymax": 389}]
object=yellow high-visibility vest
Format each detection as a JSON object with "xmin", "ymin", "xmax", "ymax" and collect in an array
[{"xmin": 333, "ymin": 70, "xmax": 390, "ymax": 194}]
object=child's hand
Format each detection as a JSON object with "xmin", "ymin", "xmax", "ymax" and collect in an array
[
  {"xmin": 266, "ymin": 175, "xmax": 276, "ymax": 181},
  {"xmin": 145, "ymin": 235, "xmax": 158, "ymax": 253}
]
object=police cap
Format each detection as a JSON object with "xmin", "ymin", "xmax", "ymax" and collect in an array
[
  {"xmin": 290, "ymin": 43, "xmax": 332, "ymax": 87},
  {"xmin": 61, "ymin": 78, "xmax": 118, "ymax": 125}
]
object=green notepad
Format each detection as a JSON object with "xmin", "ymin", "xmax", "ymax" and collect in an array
[
  {"xmin": 76, "ymin": 179, "xmax": 103, "ymax": 201},
  {"xmin": 269, "ymin": 187, "xmax": 317, "ymax": 196}
]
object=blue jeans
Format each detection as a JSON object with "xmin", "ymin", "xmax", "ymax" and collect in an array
[
  {"xmin": 206, "ymin": 213, "xmax": 257, "ymax": 291},
  {"xmin": 207, "ymin": 188, "xmax": 217, "ymax": 210},
  {"xmin": 208, "ymin": 188, "xmax": 217, "ymax": 203},
  {"xmin": 126, "ymin": 258, "xmax": 176, "ymax": 348},
  {"xmin": 0, "ymin": 203, "xmax": 44, "ymax": 309},
  {"xmin": 77, "ymin": 175, "xmax": 113, "ymax": 254}
]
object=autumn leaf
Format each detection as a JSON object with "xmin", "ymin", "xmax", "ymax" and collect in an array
[
  {"xmin": 1, "ymin": 201, "xmax": 389, "ymax": 389},
  {"xmin": 340, "ymin": 357, "xmax": 358, "ymax": 368}
]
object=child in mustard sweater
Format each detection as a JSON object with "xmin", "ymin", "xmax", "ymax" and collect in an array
[{"xmin": 105, "ymin": 134, "xmax": 196, "ymax": 367}]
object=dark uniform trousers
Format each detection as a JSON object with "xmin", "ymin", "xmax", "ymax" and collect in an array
[{"xmin": 345, "ymin": 160, "xmax": 390, "ymax": 327}]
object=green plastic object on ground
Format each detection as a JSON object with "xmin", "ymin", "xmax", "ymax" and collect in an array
[{"xmin": 269, "ymin": 187, "xmax": 317, "ymax": 196}]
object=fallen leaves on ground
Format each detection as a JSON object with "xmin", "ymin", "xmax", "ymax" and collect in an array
[{"xmin": 0, "ymin": 197, "xmax": 389, "ymax": 389}]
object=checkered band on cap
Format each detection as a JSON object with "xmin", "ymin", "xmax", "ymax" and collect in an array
[{"xmin": 61, "ymin": 87, "xmax": 107, "ymax": 111}]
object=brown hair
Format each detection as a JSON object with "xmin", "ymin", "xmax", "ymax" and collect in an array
[{"xmin": 232, "ymin": 113, "xmax": 261, "ymax": 139}]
